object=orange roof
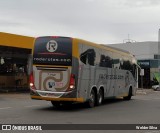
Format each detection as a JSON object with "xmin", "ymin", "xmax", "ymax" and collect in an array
[{"xmin": 0, "ymin": 32, "xmax": 35, "ymax": 49}]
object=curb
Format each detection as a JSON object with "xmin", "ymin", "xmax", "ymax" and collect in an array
[{"xmin": 136, "ymin": 89, "xmax": 153, "ymax": 95}]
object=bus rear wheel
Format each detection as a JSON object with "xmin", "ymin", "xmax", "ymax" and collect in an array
[
  {"xmin": 87, "ymin": 89, "xmax": 96, "ymax": 108},
  {"xmin": 96, "ymin": 89, "xmax": 103, "ymax": 106},
  {"xmin": 123, "ymin": 88, "xmax": 132, "ymax": 100}
]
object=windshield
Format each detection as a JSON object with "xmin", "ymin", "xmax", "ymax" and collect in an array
[{"xmin": 33, "ymin": 37, "xmax": 72, "ymax": 66}]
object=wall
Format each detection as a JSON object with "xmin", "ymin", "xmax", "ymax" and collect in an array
[{"xmin": 108, "ymin": 41, "xmax": 158, "ymax": 60}]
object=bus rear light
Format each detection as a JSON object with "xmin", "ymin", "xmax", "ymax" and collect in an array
[
  {"xmin": 30, "ymin": 83, "xmax": 34, "ymax": 87},
  {"xmin": 68, "ymin": 74, "xmax": 75, "ymax": 91},
  {"xmin": 29, "ymin": 72, "xmax": 36, "ymax": 90},
  {"xmin": 69, "ymin": 85, "xmax": 75, "ymax": 89},
  {"xmin": 51, "ymin": 36, "xmax": 59, "ymax": 38}
]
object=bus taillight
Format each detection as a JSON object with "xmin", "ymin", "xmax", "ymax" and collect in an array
[
  {"xmin": 51, "ymin": 36, "xmax": 59, "ymax": 38},
  {"xmin": 68, "ymin": 74, "xmax": 75, "ymax": 91},
  {"xmin": 29, "ymin": 72, "xmax": 36, "ymax": 89}
]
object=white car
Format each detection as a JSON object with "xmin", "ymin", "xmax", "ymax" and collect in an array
[{"xmin": 152, "ymin": 85, "xmax": 160, "ymax": 91}]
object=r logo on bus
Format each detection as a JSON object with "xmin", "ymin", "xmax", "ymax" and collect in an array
[{"xmin": 46, "ymin": 40, "xmax": 58, "ymax": 52}]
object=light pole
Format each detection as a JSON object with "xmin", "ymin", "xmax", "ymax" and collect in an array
[{"xmin": 158, "ymin": 29, "xmax": 160, "ymax": 88}]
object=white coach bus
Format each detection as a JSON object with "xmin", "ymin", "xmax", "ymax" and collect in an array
[{"xmin": 29, "ymin": 36, "xmax": 138, "ymax": 108}]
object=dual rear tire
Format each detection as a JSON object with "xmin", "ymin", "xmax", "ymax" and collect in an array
[
  {"xmin": 123, "ymin": 88, "xmax": 132, "ymax": 100},
  {"xmin": 87, "ymin": 89, "xmax": 104, "ymax": 108},
  {"xmin": 88, "ymin": 87, "xmax": 132, "ymax": 108},
  {"xmin": 52, "ymin": 88, "xmax": 131, "ymax": 108}
]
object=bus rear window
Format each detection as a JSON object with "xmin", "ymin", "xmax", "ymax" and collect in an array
[{"xmin": 33, "ymin": 37, "xmax": 72, "ymax": 66}]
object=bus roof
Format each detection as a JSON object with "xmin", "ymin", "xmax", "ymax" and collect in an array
[
  {"xmin": 75, "ymin": 38, "xmax": 134, "ymax": 58},
  {"xmin": 101, "ymin": 44, "xmax": 130, "ymax": 54}
]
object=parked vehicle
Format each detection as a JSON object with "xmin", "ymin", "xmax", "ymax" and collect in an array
[{"xmin": 152, "ymin": 85, "xmax": 160, "ymax": 91}]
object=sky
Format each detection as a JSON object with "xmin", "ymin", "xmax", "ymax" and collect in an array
[{"xmin": 0, "ymin": 0, "xmax": 160, "ymax": 44}]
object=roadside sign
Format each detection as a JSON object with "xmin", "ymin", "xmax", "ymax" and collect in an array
[{"xmin": 140, "ymin": 69, "xmax": 144, "ymax": 76}]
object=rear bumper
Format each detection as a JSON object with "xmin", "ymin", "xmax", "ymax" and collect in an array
[
  {"xmin": 31, "ymin": 95, "xmax": 84, "ymax": 102},
  {"xmin": 30, "ymin": 89, "xmax": 84, "ymax": 103}
]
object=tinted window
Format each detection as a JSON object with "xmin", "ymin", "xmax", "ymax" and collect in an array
[
  {"xmin": 112, "ymin": 53, "xmax": 121, "ymax": 69},
  {"xmin": 99, "ymin": 50, "xmax": 113, "ymax": 68},
  {"xmin": 120, "ymin": 57, "xmax": 136, "ymax": 78},
  {"xmin": 33, "ymin": 37, "xmax": 72, "ymax": 66},
  {"xmin": 80, "ymin": 49, "xmax": 96, "ymax": 66}
]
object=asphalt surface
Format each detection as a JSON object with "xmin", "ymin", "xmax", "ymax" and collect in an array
[{"xmin": 0, "ymin": 89, "xmax": 160, "ymax": 133}]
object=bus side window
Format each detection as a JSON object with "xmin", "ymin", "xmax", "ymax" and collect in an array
[
  {"xmin": 80, "ymin": 49, "xmax": 96, "ymax": 66},
  {"xmin": 87, "ymin": 49, "xmax": 96, "ymax": 66},
  {"xmin": 99, "ymin": 54, "xmax": 112, "ymax": 68},
  {"xmin": 80, "ymin": 50, "xmax": 87, "ymax": 64},
  {"xmin": 120, "ymin": 59, "xmax": 136, "ymax": 78},
  {"xmin": 112, "ymin": 53, "xmax": 121, "ymax": 69},
  {"xmin": 100, "ymin": 55, "xmax": 106, "ymax": 67},
  {"xmin": 100, "ymin": 55, "xmax": 111, "ymax": 67}
]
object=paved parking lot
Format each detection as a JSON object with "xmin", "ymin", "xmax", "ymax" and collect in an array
[{"xmin": 0, "ymin": 90, "xmax": 160, "ymax": 133}]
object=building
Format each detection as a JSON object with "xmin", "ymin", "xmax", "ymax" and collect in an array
[
  {"xmin": 0, "ymin": 32, "xmax": 34, "ymax": 91},
  {"xmin": 108, "ymin": 40, "xmax": 160, "ymax": 88}
]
